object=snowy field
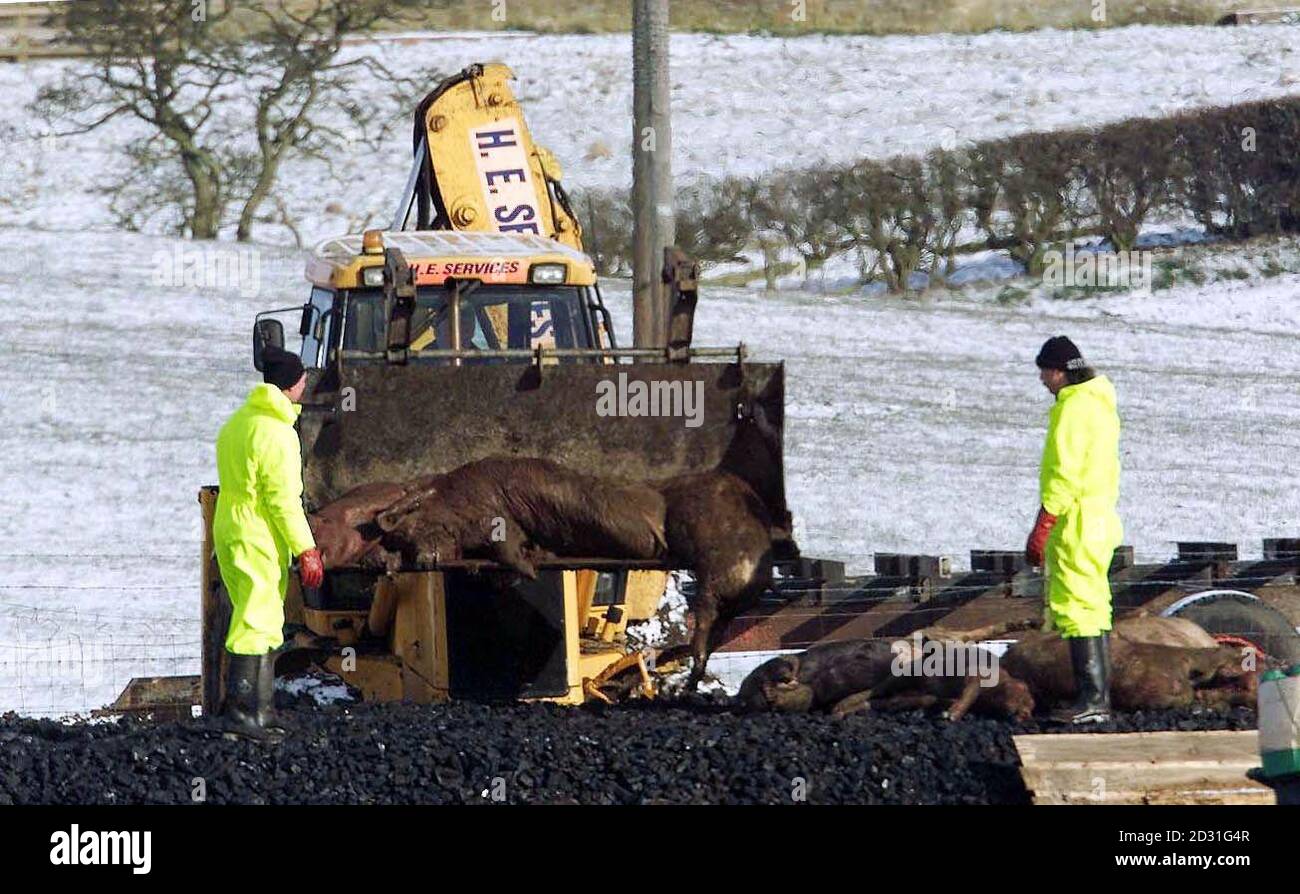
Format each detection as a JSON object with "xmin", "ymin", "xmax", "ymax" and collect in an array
[
  {"xmin": 5, "ymin": 225, "xmax": 1300, "ymax": 713},
  {"xmin": 4, "ymin": 23, "xmax": 1300, "ymax": 713},
  {"xmin": 2, "ymin": 24, "xmax": 1300, "ymax": 244}
]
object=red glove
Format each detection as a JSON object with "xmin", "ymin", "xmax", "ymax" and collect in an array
[
  {"xmin": 298, "ymin": 548, "xmax": 325, "ymax": 589},
  {"xmin": 1024, "ymin": 507, "xmax": 1058, "ymax": 567}
]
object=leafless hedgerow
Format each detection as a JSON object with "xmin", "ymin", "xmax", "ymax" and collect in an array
[
  {"xmin": 990, "ymin": 130, "xmax": 1086, "ymax": 276},
  {"xmin": 749, "ymin": 167, "xmax": 850, "ymax": 287},
  {"xmin": 571, "ymin": 95, "xmax": 1300, "ymax": 294},
  {"xmin": 1078, "ymin": 119, "xmax": 1176, "ymax": 253},
  {"xmin": 1173, "ymin": 99, "xmax": 1300, "ymax": 239},
  {"xmin": 577, "ymin": 188, "xmax": 634, "ymax": 276},
  {"xmin": 672, "ymin": 177, "xmax": 753, "ymax": 269}
]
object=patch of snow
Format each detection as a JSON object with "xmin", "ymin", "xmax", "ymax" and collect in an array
[
  {"xmin": 8, "ymin": 223, "xmax": 1300, "ymax": 713},
  {"xmin": 277, "ymin": 673, "xmax": 356, "ymax": 706},
  {"xmin": 705, "ymin": 650, "xmax": 799, "ymax": 695},
  {"xmin": 5, "ymin": 25, "xmax": 1300, "ymax": 713},
  {"xmin": 627, "ymin": 570, "xmax": 690, "ymax": 651}
]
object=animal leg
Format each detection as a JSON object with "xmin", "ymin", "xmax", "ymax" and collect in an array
[
  {"xmin": 689, "ymin": 578, "xmax": 763, "ymax": 692},
  {"xmin": 487, "ymin": 533, "xmax": 540, "ymax": 580},
  {"xmin": 831, "ymin": 690, "xmax": 877, "ymax": 718},
  {"xmin": 375, "ymin": 484, "xmax": 441, "ymax": 532},
  {"xmin": 944, "ymin": 675, "xmax": 983, "ymax": 721},
  {"xmin": 685, "ymin": 591, "xmax": 719, "ymax": 691}
]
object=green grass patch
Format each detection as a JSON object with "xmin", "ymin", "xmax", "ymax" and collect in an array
[{"xmin": 996, "ymin": 284, "xmax": 1031, "ymax": 304}]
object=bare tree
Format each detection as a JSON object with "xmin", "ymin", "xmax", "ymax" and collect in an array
[{"xmin": 33, "ymin": 0, "xmax": 434, "ymax": 240}]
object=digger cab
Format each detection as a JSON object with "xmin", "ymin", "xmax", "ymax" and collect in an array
[
  {"xmin": 253, "ymin": 228, "xmax": 617, "ymax": 373},
  {"xmin": 254, "ymin": 60, "xmax": 613, "ymax": 369}
]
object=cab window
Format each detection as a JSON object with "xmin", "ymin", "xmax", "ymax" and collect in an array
[
  {"xmin": 301, "ymin": 287, "xmax": 333, "ymax": 367},
  {"xmin": 342, "ymin": 286, "xmax": 591, "ymax": 360}
]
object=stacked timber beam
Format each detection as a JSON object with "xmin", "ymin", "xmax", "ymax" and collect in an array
[
  {"xmin": 1015, "ymin": 730, "xmax": 1277, "ymax": 805},
  {"xmin": 1219, "ymin": 7, "xmax": 1300, "ymax": 24},
  {"xmin": 718, "ymin": 538, "xmax": 1300, "ymax": 652}
]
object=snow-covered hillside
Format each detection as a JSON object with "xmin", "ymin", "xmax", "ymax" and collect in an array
[{"xmin": 2, "ymin": 24, "xmax": 1300, "ymax": 244}]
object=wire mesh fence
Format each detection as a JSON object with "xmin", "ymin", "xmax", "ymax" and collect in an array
[
  {"xmin": 0, "ymin": 634, "xmax": 200, "ymax": 716},
  {"xmin": 0, "ymin": 551, "xmax": 200, "ymax": 716}
]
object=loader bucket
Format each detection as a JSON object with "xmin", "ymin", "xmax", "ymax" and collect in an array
[{"xmin": 298, "ymin": 357, "xmax": 792, "ymax": 544}]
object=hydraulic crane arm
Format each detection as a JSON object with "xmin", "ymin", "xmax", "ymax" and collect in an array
[{"xmin": 390, "ymin": 62, "xmax": 584, "ymax": 252}]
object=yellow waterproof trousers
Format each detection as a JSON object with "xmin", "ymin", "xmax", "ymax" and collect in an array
[{"xmin": 1045, "ymin": 502, "xmax": 1123, "ymax": 637}]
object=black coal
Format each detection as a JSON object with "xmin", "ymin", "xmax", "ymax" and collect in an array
[{"xmin": 0, "ymin": 700, "xmax": 1257, "ymax": 805}]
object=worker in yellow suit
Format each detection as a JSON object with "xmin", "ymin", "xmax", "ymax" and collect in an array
[
  {"xmin": 214, "ymin": 345, "xmax": 324, "ymax": 741},
  {"xmin": 1024, "ymin": 336, "xmax": 1123, "ymax": 724}
]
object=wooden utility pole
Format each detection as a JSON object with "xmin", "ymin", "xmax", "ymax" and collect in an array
[{"xmin": 631, "ymin": 0, "xmax": 673, "ymax": 349}]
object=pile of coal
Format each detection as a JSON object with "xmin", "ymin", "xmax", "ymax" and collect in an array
[{"xmin": 0, "ymin": 700, "xmax": 1256, "ymax": 805}]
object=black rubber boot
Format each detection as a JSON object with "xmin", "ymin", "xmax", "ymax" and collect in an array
[
  {"xmin": 1049, "ymin": 635, "xmax": 1110, "ymax": 725},
  {"xmin": 256, "ymin": 651, "xmax": 290, "ymax": 736},
  {"xmin": 220, "ymin": 653, "xmax": 284, "ymax": 743},
  {"xmin": 1098, "ymin": 631, "xmax": 1112, "ymax": 704}
]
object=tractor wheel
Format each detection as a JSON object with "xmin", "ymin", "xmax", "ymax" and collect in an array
[{"xmin": 1162, "ymin": 590, "xmax": 1300, "ymax": 665}]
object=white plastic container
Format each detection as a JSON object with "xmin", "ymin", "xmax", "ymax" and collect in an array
[{"xmin": 1258, "ymin": 664, "xmax": 1300, "ymax": 779}]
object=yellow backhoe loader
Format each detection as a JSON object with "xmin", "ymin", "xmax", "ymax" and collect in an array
[{"xmin": 111, "ymin": 63, "xmax": 795, "ymax": 718}]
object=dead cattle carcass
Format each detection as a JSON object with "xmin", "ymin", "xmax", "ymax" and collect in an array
[
  {"xmin": 1002, "ymin": 628, "xmax": 1256, "ymax": 713},
  {"xmin": 736, "ymin": 638, "xmax": 1034, "ymax": 721},
  {"xmin": 736, "ymin": 640, "xmax": 898, "ymax": 713},
  {"xmin": 308, "ymin": 456, "xmax": 783, "ymax": 693},
  {"xmin": 372, "ymin": 457, "xmax": 668, "ymax": 578},
  {"xmin": 736, "ymin": 616, "xmax": 1255, "ymax": 721}
]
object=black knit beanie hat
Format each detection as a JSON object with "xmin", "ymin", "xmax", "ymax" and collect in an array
[
  {"xmin": 1035, "ymin": 336, "xmax": 1085, "ymax": 371},
  {"xmin": 262, "ymin": 345, "xmax": 306, "ymax": 391}
]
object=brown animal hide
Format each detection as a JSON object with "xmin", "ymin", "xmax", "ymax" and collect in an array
[
  {"xmin": 861, "ymin": 645, "xmax": 1035, "ymax": 721},
  {"xmin": 737, "ymin": 637, "xmax": 1035, "ymax": 721},
  {"xmin": 831, "ymin": 670, "xmax": 1036, "ymax": 722},
  {"xmin": 374, "ymin": 457, "xmax": 668, "ymax": 579},
  {"xmin": 1112, "ymin": 615, "xmax": 1218, "ymax": 649},
  {"xmin": 658, "ymin": 471, "xmax": 774, "ymax": 690},
  {"xmin": 1109, "ymin": 642, "xmax": 1257, "ymax": 710},
  {"xmin": 736, "ymin": 640, "xmax": 898, "ymax": 713},
  {"xmin": 310, "ymin": 457, "xmax": 777, "ymax": 691},
  {"xmin": 1001, "ymin": 628, "xmax": 1256, "ymax": 712}
]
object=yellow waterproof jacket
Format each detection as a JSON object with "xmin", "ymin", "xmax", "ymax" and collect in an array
[
  {"xmin": 1039, "ymin": 374, "xmax": 1123, "ymax": 637},
  {"xmin": 213, "ymin": 383, "xmax": 315, "ymax": 654}
]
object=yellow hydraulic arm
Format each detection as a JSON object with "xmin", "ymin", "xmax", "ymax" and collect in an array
[{"xmin": 395, "ymin": 62, "xmax": 584, "ymax": 252}]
